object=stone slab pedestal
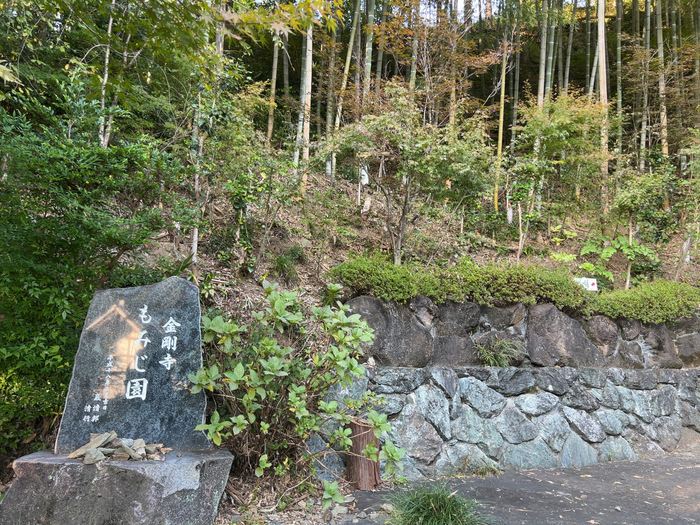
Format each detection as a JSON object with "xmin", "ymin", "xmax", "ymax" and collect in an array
[{"xmin": 0, "ymin": 449, "xmax": 233, "ymax": 525}]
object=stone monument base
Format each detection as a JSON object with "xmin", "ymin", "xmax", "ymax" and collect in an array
[{"xmin": 0, "ymin": 449, "xmax": 233, "ymax": 525}]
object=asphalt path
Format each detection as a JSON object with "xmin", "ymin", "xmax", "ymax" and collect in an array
[{"xmin": 348, "ymin": 439, "xmax": 700, "ymax": 525}]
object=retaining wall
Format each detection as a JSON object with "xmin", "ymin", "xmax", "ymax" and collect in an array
[{"xmin": 366, "ymin": 366, "xmax": 700, "ymax": 480}]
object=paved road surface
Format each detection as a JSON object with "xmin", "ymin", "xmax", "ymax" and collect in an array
[{"xmin": 348, "ymin": 440, "xmax": 700, "ymax": 525}]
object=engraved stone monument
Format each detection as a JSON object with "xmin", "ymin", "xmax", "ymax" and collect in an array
[
  {"xmin": 55, "ymin": 276, "xmax": 210, "ymax": 452},
  {"xmin": 0, "ymin": 277, "xmax": 233, "ymax": 525}
]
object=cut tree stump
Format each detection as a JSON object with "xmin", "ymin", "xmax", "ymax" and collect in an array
[{"xmin": 345, "ymin": 419, "xmax": 381, "ymax": 490}]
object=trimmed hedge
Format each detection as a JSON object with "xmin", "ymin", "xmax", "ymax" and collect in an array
[
  {"xmin": 329, "ymin": 255, "xmax": 700, "ymax": 324},
  {"xmin": 593, "ymin": 281, "xmax": 700, "ymax": 324}
]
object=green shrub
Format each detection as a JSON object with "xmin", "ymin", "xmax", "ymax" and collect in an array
[
  {"xmin": 329, "ymin": 254, "xmax": 699, "ymax": 323},
  {"xmin": 0, "ymin": 95, "xmax": 186, "ymax": 462},
  {"xmin": 388, "ymin": 484, "xmax": 492, "ymax": 525},
  {"xmin": 591, "ymin": 281, "xmax": 700, "ymax": 324},
  {"xmin": 328, "ymin": 254, "xmax": 421, "ymax": 303},
  {"xmin": 190, "ymin": 281, "xmax": 404, "ymax": 484},
  {"xmin": 329, "ymin": 255, "xmax": 589, "ymax": 313}
]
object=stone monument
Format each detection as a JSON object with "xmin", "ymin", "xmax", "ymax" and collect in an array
[{"xmin": 0, "ymin": 277, "xmax": 233, "ymax": 525}]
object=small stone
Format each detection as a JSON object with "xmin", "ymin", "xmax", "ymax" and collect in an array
[
  {"xmin": 344, "ymin": 495, "xmax": 356, "ymax": 503},
  {"xmin": 119, "ymin": 443, "xmax": 143, "ymax": 460},
  {"xmin": 380, "ymin": 503, "xmax": 395, "ymax": 513},
  {"xmin": 144, "ymin": 446, "xmax": 157, "ymax": 455},
  {"xmin": 83, "ymin": 448, "xmax": 106, "ymax": 465},
  {"xmin": 97, "ymin": 447, "xmax": 114, "ymax": 456},
  {"xmin": 132, "ymin": 438, "xmax": 146, "ymax": 450},
  {"xmin": 111, "ymin": 452, "xmax": 130, "ymax": 461},
  {"xmin": 357, "ymin": 511, "xmax": 367, "ymax": 519},
  {"xmin": 68, "ymin": 431, "xmax": 116, "ymax": 459},
  {"xmin": 331, "ymin": 506, "xmax": 348, "ymax": 516}
]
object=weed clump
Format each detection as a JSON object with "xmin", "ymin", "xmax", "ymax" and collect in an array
[
  {"xmin": 475, "ymin": 339, "xmax": 525, "ymax": 367},
  {"xmin": 388, "ymin": 484, "xmax": 492, "ymax": 525}
]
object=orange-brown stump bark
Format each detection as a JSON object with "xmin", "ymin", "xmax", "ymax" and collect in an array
[{"xmin": 345, "ymin": 419, "xmax": 381, "ymax": 490}]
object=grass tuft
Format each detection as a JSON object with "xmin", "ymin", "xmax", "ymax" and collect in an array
[{"xmin": 388, "ymin": 484, "xmax": 492, "ymax": 525}]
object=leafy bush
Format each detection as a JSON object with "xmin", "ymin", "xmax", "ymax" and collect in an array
[
  {"xmin": 591, "ymin": 281, "xmax": 700, "ymax": 324},
  {"xmin": 0, "ymin": 93, "xmax": 185, "ymax": 462},
  {"xmin": 388, "ymin": 484, "xmax": 492, "ymax": 525},
  {"xmin": 190, "ymin": 281, "xmax": 403, "ymax": 483}
]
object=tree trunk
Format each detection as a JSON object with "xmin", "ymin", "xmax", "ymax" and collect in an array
[
  {"xmin": 363, "ymin": 0, "xmax": 376, "ymax": 102},
  {"xmin": 656, "ymin": 0, "xmax": 669, "ymax": 157},
  {"xmin": 266, "ymin": 31, "xmax": 280, "ymax": 146},
  {"xmin": 564, "ymin": 0, "xmax": 576, "ymax": 94},
  {"xmin": 409, "ymin": 10, "xmax": 419, "ymax": 92},
  {"xmin": 292, "ymin": 33, "xmax": 308, "ymax": 173},
  {"xmin": 538, "ymin": 0, "xmax": 549, "ymax": 107},
  {"xmin": 345, "ymin": 419, "xmax": 381, "ymax": 491},
  {"xmin": 283, "ymin": 33, "xmax": 290, "ymax": 95},
  {"xmin": 98, "ymin": 0, "xmax": 116, "ymax": 148},
  {"xmin": 326, "ymin": 28, "xmax": 338, "ymax": 137},
  {"xmin": 334, "ymin": 0, "xmax": 362, "ymax": 129},
  {"xmin": 640, "ymin": 0, "xmax": 651, "ymax": 169},
  {"xmin": 696, "ymin": 0, "xmax": 700, "ymax": 122},
  {"xmin": 586, "ymin": 0, "xmax": 592, "ymax": 92},
  {"xmin": 329, "ymin": 0, "xmax": 362, "ymax": 183},
  {"xmin": 301, "ymin": 24, "xmax": 313, "ymax": 180},
  {"xmin": 495, "ymin": 45, "xmax": 509, "ymax": 211},
  {"xmin": 616, "ymin": 0, "xmax": 623, "ymax": 151},
  {"xmin": 556, "ymin": 0, "xmax": 564, "ymax": 93},
  {"xmin": 588, "ymin": 39, "xmax": 599, "ymax": 96},
  {"xmin": 598, "ymin": 0, "xmax": 609, "ymax": 216},
  {"xmin": 511, "ymin": 2, "xmax": 522, "ymax": 151},
  {"xmin": 375, "ymin": 1, "xmax": 387, "ymax": 92}
]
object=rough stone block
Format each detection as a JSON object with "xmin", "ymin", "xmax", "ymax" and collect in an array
[
  {"xmin": 639, "ymin": 323, "xmax": 682, "ymax": 369},
  {"xmin": 584, "ymin": 316, "xmax": 619, "ymax": 357},
  {"xmin": 494, "ymin": 406, "xmax": 538, "ymax": 444},
  {"xmin": 562, "ymin": 382, "xmax": 600, "ymax": 411},
  {"xmin": 560, "ymin": 433, "xmax": 598, "ymax": 467},
  {"xmin": 562, "ymin": 406, "xmax": 606, "ymax": 443},
  {"xmin": 411, "ymin": 384, "xmax": 451, "ymax": 440},
  {"xmin": 0, "ymin": 450, "xmax": 233, "ymax": 525},
  {"xmin": 598, "ymin": 436, "xmax": 637, "ymax": 462},
  {"xmin": 487, "ymin": 368, "xmax": 535, "ymax": 396},
  {"xmin": 535, "ymin": 367, "xmax": 578, "ymax": 395},
  {"xmin": 459, "ymin": 377, "xmax": 506, "ymax": 417},
  {"xmin": 536, "ymin": 412, "xmax": 571, "ymax": 452},
  {"xmin": 370, "ymin": 367, "xmax": 425, "ymax": 394},
  {"xmin": 429, "ymin": 367, "xmax": 460, "ymax": 399},
  {"xmin": 501, "ymin": 437, "xmax": 557, "ymax": 470},
  {"xmin": 676, "ymin": 333, "xmax": 700, "ymax": 367},
  {"xmin": 526, "ymin": 304, "xmax": 605, "ymax": 367},
  {"xmin": 515, "ymin": 392, "xmax": 559, "ymax": 416}
]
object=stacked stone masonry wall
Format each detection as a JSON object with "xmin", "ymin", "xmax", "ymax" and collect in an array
[{"xmin": 369, "ymin": 366, "xmax": 700, "ymax": 480}]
